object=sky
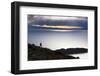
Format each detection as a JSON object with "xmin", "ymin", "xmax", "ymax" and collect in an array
[{"xmin": 28, "ymin": 15, "xmax": 88, "ymax": 50}]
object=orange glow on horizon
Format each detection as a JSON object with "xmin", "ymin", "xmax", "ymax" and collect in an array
[{"xmin": 42, "ymin": 25, "xmax": 81, "ymax": 29}]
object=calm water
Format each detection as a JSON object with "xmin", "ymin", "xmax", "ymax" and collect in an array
[
  {"xmin": 28, "ymin": 28, "xmax": 88, "ymax": 50},
  {"xmin": 70, "ymin": 53, "xmax": 88, "ymax": 59}
]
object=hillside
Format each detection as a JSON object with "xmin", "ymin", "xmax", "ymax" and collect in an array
[{"xmin": 28, "ymin": 44, "xmax": 80, "ymax": 61}]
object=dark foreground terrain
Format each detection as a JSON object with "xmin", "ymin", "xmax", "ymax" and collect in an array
[{"xmin": 28, "ymin": 44, "xmax": 88, "ymax": 61}]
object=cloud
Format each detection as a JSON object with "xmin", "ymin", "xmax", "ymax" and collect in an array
[
  {"xmin": 29, "ymin": 15, "xmax": 87, "ymax": 21},
  {"xmin": 28, "ymin": 15, "xmax": 88, "ymax": 30},
  {"xmin": 31, "ymin": 24, "xmax": 82, "ymax": 30}
]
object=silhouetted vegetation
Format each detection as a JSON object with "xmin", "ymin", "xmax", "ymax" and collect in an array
[{"xmin": 28, "ymin": 43, "xmax": 88, "ymax": 61}]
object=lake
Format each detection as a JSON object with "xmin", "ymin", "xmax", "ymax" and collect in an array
[{"xmin": 28, "ymin": 27, "xmax": 88, "ymax": 50}]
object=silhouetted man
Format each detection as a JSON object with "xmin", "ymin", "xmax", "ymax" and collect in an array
[{"xmin": 40, "ymin": 43, "xmax": 42, "ymax": 47}]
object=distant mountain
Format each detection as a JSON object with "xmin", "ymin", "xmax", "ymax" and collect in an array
[
  {"xmin": 55, "ymin": 48, "xmax": 88, "ymax": 55},
  {"xmin": 28, "ymin": 44, "xmax": 79, "ymax": 61}
]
